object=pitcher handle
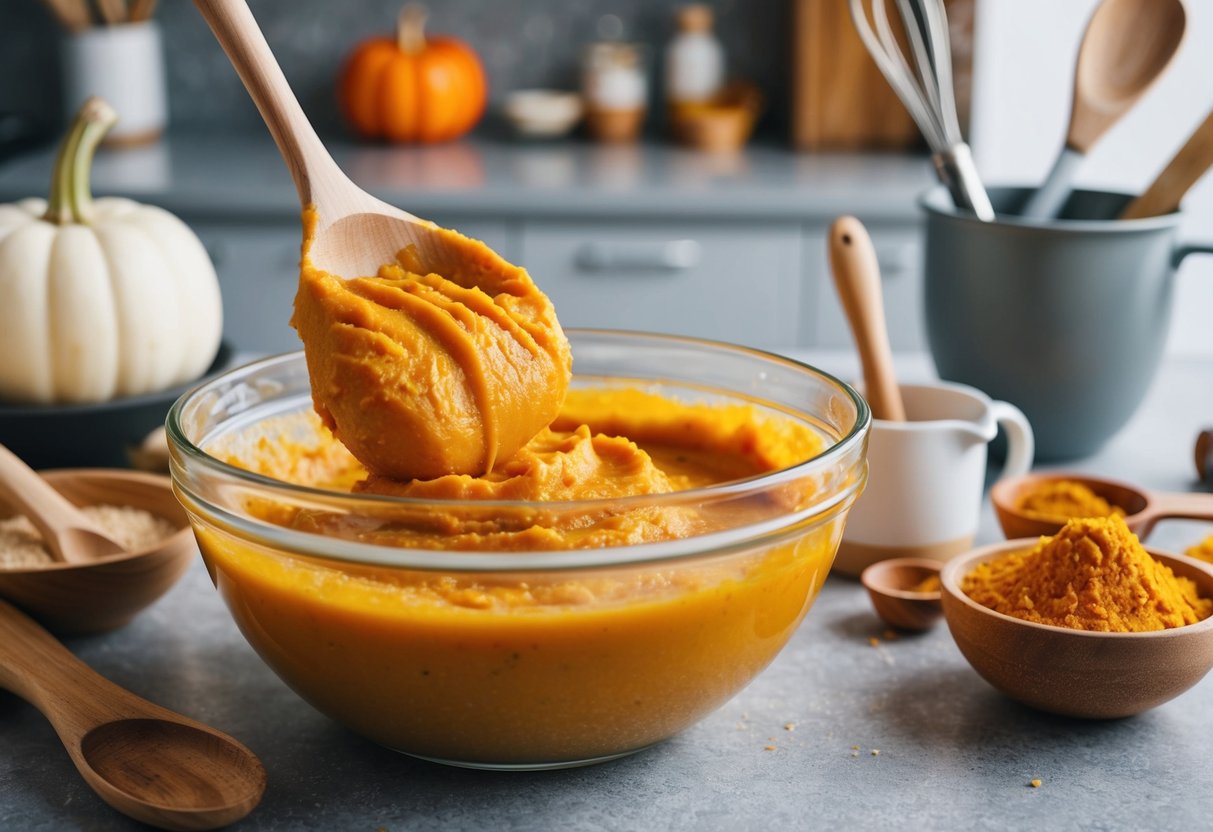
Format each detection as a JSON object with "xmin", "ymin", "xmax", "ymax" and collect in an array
[
  {"xmin": 990, "ymin": 400, "xmax": 1034, "ymax": 479},
  {"xmin": 1172, "ymin": 239, "xmax": 1213, "ymax": 268}
]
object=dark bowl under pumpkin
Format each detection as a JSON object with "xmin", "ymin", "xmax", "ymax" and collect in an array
[{"xmin": 0, "ymin": 341, "xmax": 235, "ymax": 469}]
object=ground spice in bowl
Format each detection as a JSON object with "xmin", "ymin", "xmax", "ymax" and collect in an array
[
  {"xmin": 1016, "ymin": 479, "xmax": 1125, "ymax": 523},
  {"xmin": 0, "ymin": 505, "xmax": 176, "ymax": 568},
  {"xmin": 962, "ymin": 515, "xmax": 1212, "ymax": 632},
  {"xmin": 1187, "ymin": 534, "xmax": 1213, "ymax": 565}
]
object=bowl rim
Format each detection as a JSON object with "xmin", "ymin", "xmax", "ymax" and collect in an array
[
  {"xmin": 0, "ymin": 469, "xmax": 193, "ymax": 575},
  {"xmin": 941, "ymin": 538, "xmax": 1213, "ymax": 640},
  {"xmin": 918, "ymin": 184, "xmax": 1183, "ymax": 232},
  {"xmin": 0, "ymin": 340, "xmax": 236, "ymax": 416},
  {"xmin": 166, "ymin": 330, "xmax": 871, "ymax": 571},
  {"xmin": 860, "ymin": 557, "xmax": 943, "ymax": 601}
]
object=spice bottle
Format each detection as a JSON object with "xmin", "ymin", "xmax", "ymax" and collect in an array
[
  {"xmin": 664, "ymin": 4, "xmax": 724, "ymax": 106},
  {"xmin": 582, "ymin": 41, "xmax": 648, "ymax": 142}
]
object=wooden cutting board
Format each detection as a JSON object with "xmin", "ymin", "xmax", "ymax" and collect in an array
[{"xmin": 792, "ymin": 0, "xmax": 973, "ymax": 150}]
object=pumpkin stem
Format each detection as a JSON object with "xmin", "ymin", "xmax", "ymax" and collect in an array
[
  {"xmin": 397, "ymin": 3, "xmax": 428, "ymax": 53},
  {"xmin": 44, "ymin": 96, "xmax": 117, "ymax": 226}
]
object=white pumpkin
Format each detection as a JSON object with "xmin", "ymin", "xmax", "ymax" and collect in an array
[{"xmin": 0, "ymin": 98, "xmax": 222, "ymax": 405}]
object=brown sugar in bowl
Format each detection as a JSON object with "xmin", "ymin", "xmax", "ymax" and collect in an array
[
  {"xmin": 0, "ymin": 470, "xmax": 194, "ymax": 635},
  {"xmin": 940, "ymin": 539, "xmax": 1213, "ymax": 718}
]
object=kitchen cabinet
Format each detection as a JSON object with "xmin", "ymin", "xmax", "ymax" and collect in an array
[
  {"xmin": 0, "ymin": 136, "xmax": 949, "ymax": 354},
  {"xmin": 519, "ymin": 220, "xmax": 804, "ymax": 348}
]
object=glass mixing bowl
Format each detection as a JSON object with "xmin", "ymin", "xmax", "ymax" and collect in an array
[{"xmin": 167, "ymin": 330, "xmax": 869, "ymax": 769}]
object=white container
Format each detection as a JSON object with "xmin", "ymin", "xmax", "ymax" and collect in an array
[
  {"xmin": 834, "ymin": 381, "xmax": 1034, "ymax": 576},
  {"xmin": 62, "ymin": 21, "xmax": 168, "ymax": 145},
  {"xmin": 664, "ymin": 4, "xmax": 724, "ymax": 105}
]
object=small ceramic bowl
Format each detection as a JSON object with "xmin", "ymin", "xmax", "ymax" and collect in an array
[
  {"xmin": 860, "ymin": 558, "xmax": 943, "ymax": 631},
  {"xmin": 941, "ymin": 539, "xmax": 1213, "ymax": 718},
  {"xmin": 0, "ymin": 469, "xmax": 195, "ymax": 634},
  {"xmin": 503, "ymin": 89, "xmax": 583, "ymax": 139}
]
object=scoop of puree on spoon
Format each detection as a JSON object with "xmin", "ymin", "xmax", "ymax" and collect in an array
[
  {"xmin": 1019, "ymin": 0, "xmax": 1186, "ymax": 220},
  {"xmin": 0, "ymin": 442, "xmax": 123, "ymax": 564},
  {"xmin": 192, "ymin": 0, "xmax": 571, "ymax": 482},
  {"xmin": 0, "ymin": 598, "xmax": 265, "ymax": 830}
]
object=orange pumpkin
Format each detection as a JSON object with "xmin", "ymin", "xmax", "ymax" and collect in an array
[{"xmin": 339, "ymin": 4, "xmax": 487, "ymax": 143}]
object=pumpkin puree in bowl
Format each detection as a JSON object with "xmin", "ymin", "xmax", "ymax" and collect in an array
[
  {"xmin": 184, "ymin": 218, "xmax": 850, "ymax": 767},
  {"xmin": 193, "ymin": 382, "xmax": 840, "ymax": 765}
]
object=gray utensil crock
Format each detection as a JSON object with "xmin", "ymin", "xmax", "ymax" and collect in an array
[{"xmin": 921, "ymin": 186, "xmax": 1213, "ymax": 460}]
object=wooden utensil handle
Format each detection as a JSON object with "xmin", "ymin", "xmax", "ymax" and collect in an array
[
  {"xmin": 1122, "ymin": 109, "xmax": 1213, "ymax": 220},
  {"xmin": 1136, "ymin": 491, "xmax": 1213, "ymax": 538},
  {"xmin": 828, "ymin": 216, "xmax": 906, "ymax": 421},
  {"xmin": 0, "ymin": 600, "xmax": 146, "ymax": 742},
  {"xmin": 0, "ymin": 444, "xmax": 116, "ymax": 563},
  {"xmin": 191, "ymin": 0, "xmax": 340, "ymax": 207}
]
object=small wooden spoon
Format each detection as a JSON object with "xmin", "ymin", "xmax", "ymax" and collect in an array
[
  {"xmin": 0, "ymin": 443, "xmax": 123, "ymax": 564},
  {"xmin": 991, "ymin": 471, "xmax": 1213, "ymax": 540},
  {"xmin": 193, "ymin": 0, "xmax": 468, "ymax": 279},
  {"xmin": 1019, "ymin": 0, "xmax": 1186, "ymax": 220},
  {"xmin": 1121, "ymin": 108, "xmax": 1213, "ymax": 219},
  {"xmin": 0, "ymin": 598, "xmax": 266, "ymax": 830},
  {"xmin": 828, "ymin": 216, "xmax": 905, "ymax": 421}
]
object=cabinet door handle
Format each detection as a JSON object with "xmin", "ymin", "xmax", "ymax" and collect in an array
[{"xmin": 575, "ymin": 240, "xmax": 702, "ymax": 273}]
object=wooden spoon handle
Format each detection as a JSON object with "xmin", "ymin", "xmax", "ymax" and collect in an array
[
  {"xmin": 1121, "ymin": 109, "xmax": 1213, "ymax": 220},
  {"xmin": 0, "ymin": 599, "xmax": 147, "ymax": 744},
  {"xmin": 828, "ymin": 216, "xmax": 906, "ymax": 421},
  {"xmin": 1135, "ymin": 490, "xmax": 1213, "ymax": 538},
  {"xmin": 191, "ymin": 0, "xmax": 344, "ymax": 208},
  {"xmin": 0, "ymin": 444, "xmax": 119, "ymax": 563}
]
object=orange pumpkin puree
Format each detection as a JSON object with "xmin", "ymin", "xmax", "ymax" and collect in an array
[
  {"xmin": 194, "ymin": 217, "xmax": 843, "ymax": 764},
  {"xmin": 199, "ymin": 387, "xmax": 837, "ymax": 763},
  {"xmin": 291, "ymin": 208, "xmax": 571, "ymax": 481}
]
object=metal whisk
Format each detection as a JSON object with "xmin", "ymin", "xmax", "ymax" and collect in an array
[{"xmin": 849, "ymin": 0, "xmax": 995, "ymax": 221}]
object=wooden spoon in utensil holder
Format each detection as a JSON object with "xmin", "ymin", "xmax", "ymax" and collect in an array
[
  {"xmin": 828, "ymin": 216, "xmax": 906, "ymax": 421},
  {"xmin": 1020, "ymin": 0, "xmax": 1186, "ymax": 219},
  {"xmin": 0, "ymin": 597, "xmax": 266, "ymax": 830},
  {"xmin": 1122, "ymin": 108, "xmax": 1213, "ymax": 220}
]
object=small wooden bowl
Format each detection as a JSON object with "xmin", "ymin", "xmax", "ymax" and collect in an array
[
  {"xmin": 860, "ymin": 557, "xmax": 943, "ymax": 631},
  {"xmin": 991, "ymin": 471, "xmax": 1213, "ymax": 540},
  {"xmin": 941, "ymin": 540, "xmax": 1213, "ymax": 718},
  {"xmin": 670, "ymin": 82, "xmax": 763, "ymax": 153},
  {"xmin": 0, "ymin": 470, "xmax": 194, "ymax": 635}
]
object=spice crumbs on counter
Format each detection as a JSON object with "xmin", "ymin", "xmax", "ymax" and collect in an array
[
  {"xmin": 764, "ymin": 745, "xmax": 778, "ymax": 752},
  {"xmin": 871, "ymin": 749, "xmax": 880, "ymax": 756},
  {"xmin": 784, "ymin": 722, "xmax": 797, "ymax": 732},
  {"xmin": 883, "ymin": 629, "xmax": 898, "ymax": 641},
  {"xmin": 868, "ymin": 636, "xmax": 880, "ymax": 647},
  {"xmin": 1029, "ymin": 779, "xmax": 1042, "ymax": 788}
]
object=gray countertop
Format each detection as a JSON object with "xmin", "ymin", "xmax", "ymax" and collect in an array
[
  {"xmin": 3, "ymin": 351, "xmax": 1213, "ymax": 831},
  {"xmin": 0, "ymin": 134, "xmax": 935, "ymax": 223}
]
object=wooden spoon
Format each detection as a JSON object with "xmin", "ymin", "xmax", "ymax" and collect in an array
[
  {"xmin": 828, "ymin": 216, "xmax": 905, "ymax": 421},
  {"xmin": 1121, "ymin": 108, "xmax": 1213, "ymax": 219},
  {"xmin": 0, "ymin": 443, "xmax": 123, "ymax": 564},
  {"xmin": 0, "ymin": 598, "xmax": 266, "ymax": 830},
  {"xmin": 1019, "ymin": 0, "xmax": 1186, "ymax": 220},
  {"xmin": 192, "ymin": 0, "xmax": 468, "ymax": 279}
]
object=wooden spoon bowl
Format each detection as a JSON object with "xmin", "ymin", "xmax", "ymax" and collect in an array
[
  {"xmin": 991, "ymin": 471, "xmax": 1213, "ymax": 541},
  {"xmin": 860, "ymin": 557, "xmax": 943, "ymax": 631},
  {"xmin": 941, "ymin": 540, "xmax": 1213, "ymax": 718},
  {"xmin": 0, "ymin": 470, "xmax": 194, "ymax": 634}
]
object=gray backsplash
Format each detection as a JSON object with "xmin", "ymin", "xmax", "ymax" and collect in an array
[{"xmin": 3, "ymin": 0, "xmax": 788, "ymax": 139}]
